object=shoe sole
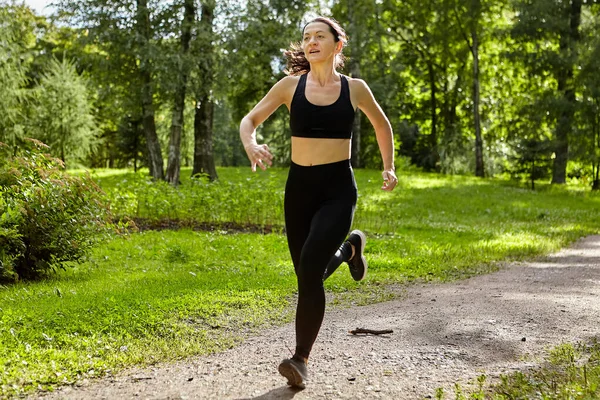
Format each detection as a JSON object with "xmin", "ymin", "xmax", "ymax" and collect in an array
[
  {"xmin": 278, "ymin": 362, "xmax": 306, "ymax": 389},
  {"xmin": 350, "ymin": 229, "xmax": 368, "ymax": 281}
]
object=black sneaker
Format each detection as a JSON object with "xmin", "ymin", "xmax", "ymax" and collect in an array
[
  {"xmin": 278, "ymin": 357, "xmax": 308, "ymax": 389},
  {"xmin": 346, "ymin": 230, "xmax": 367, "ymax": 281}
]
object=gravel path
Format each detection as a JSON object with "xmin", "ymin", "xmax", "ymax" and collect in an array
[{"xmin": 37, "ymin": 235, "xmax": 600, "ymax": 399}]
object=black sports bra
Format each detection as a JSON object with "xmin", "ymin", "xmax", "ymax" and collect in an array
[{"xmin": 289, "ymin": 74, "xmax": 355, "ymax": 139}]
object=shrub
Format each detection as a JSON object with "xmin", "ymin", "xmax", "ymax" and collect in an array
[{"xmin": 0, "ymin": 139, "xmax": 112, "ymax": 282}]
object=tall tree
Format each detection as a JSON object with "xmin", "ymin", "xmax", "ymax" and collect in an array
[
  {"xmin": 0, "ymin": 4, "xmax": 31, "ymax": 148},
  {"xmin": 512, "ymin": 0, "xmax": 583, "ymax": 184},
  {"xmin": 192, "ymin": 0, "xmax": 218, "ymax": 181},
  {"xmin": 573, "ymin": 3, "xmax": 600, "ymax": 189},
  {"xmin": 57, "ymin": 0, "xmax": 167, "ymax": 179},
  {"xmin": 552, "ymin": 0, "xmax": 582, "ymax": 184},
  {"xmin": 135, "ymin": 0, "xmax": 164, "ymax": 180},
  {"xmin": 166, "ymin": 0, "xmax": 195, "ymax": 185},
  {"xmin": 453, "ymin": 0, "xmax": 486, "ymax": 177},
  {"xmin": 381, "ymin": 0, "xmax": 466, "ymax": 171},
  {"xmin": 31, "ymin": 58, "xmax": 98, "ymax": 164},
  {"xmin": 347, "ymin": 0, "xmax": 363, "ymax": 168}
]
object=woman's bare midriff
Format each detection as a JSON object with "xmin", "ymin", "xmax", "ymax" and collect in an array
[{"xmin": 291, "ymin": 137, "xmax": 351, "ymax": 166}]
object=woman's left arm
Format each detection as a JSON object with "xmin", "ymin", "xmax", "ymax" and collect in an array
[{"xmin": 352, "ymin": 79, "xmax": 398, "ymax": 191}]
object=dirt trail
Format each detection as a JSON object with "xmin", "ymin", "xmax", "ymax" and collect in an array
[{"xmin": 37, "ymin": 236, "xmax": 600, "ymax": 399}]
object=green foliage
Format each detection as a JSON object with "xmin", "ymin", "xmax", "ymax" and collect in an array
[
  {"xmin": 91, "ymin": 166, "xmax": 600, "ymax": 239},
  {"xmin": 508, "ymin": 137, "xmax": 554, "ymax": 189},
  {"xmin": 0, "ymin": 5, "xmax": 29, "ymax": 147},
  {"xmin": 0, "ymin": 139, "xmax": 112, "ymax": 282},
  {"xmin": 5, "ymin": 0, "xmax": 599, "ymax": 184},
  {"xmin": 95, "ymin": 167, "xmax": 287, "ymax": 228},
  {"xmin": 30, "ymin": 57, "xmax": 99, "ymax": 165}
]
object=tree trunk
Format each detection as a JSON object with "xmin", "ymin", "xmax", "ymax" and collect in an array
[
  {"xmin": 136, "ymin": 0, "xmax": 163, "ymax": 180},
  {"xmin": 471, "ymin": 2, "xmax": 484, "ymax": 178},
  {"xmin": 552, "ymin": 0, "xmax": 581, "ymax": 184},
  {"xmin": 531, "ymin": 160, "xmax": 535, "ymax": 191},
  {"xmin": 594, "ymin": 100, "xmax": 600, "ymax": 191},
  {"xmin": 427, "ymin": 62, "xmax": 439, "ymax": 171},
  {"xmin": 193, "ymin": 97, "xmax": 218, "ymax": 180},
  {"xmin": 192, "ymin": 1, "xmax": 218, "ymax": 181},
  {"xmin": 133, "ymin": 128, "xmax": 138, "ymax": 173},
  {"xmin": 166, "ymin": 0, "xmax": 195, "ymax": 186},
  {"xmin": 348, "ymin": 0, "xmax": 362, "ymax": 168},
  {"xmin": 441, "ymin": 68, "xmax": 463, "ymax": 170}
]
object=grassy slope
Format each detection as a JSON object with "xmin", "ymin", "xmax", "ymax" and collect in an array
[{"xmin": 1, "ymin": 167, "xmax": 599, "ymax": 396}]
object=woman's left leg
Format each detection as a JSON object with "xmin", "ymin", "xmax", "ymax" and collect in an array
[{"xmin": 322, "ymin": 240, "xmax": 353, "ymax": 281}]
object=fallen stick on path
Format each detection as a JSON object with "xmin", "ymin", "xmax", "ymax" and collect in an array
[{"xmin": 349, "ymin": 328, "xmax": 394, "ymax": 335}]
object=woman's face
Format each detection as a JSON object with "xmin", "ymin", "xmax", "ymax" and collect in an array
[{"xmin": 302, "ymin": 22, "xmax": 341, "ymax": 64}]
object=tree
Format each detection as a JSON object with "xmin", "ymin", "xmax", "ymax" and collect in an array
[
  {"xmin": 57, "ymin": 0, "xmax": 165, "ymax": 179},
  {"xmin": 512, "ymin": 0, "xmax": 583, "ymax": 184},
  {"xmin": 31, "ymin": 58, "xmax": 98, "ymax": 165},
  {"xmin": 165, "ymin": 0, "xmax": 195, "ymax": 186},
  {"xmin": 453, "ymin": 0, "xmax": 485, "ymax": 177},
  {"xmin": 573, "ymin": 3, "xmax": 600, "ymax": 189},
  {"xmin": 135, "ymin": 0, "xmax": 164, "ymax": 180},
  {"xmin": 192, "ymin": 0, "xmax": 218, "ymax": 181},
  {"xmin": 381, "ymin": 0, "xmax": 468, "ymax": 171},
  {"xmin": 347, "ymin": 0, "xmax": 364, "ymax": 168},
  {"xmin": 0, "ymin": 4, "xmax": 30, "ymax": 148},
  {"xmin": 510, "ymin": 137, "xmax": 553, "ymax": 190}
]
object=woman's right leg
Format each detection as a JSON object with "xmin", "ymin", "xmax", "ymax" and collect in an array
[
  {"xmin": 292, "ymin": 200, "xmax": 355, "ymax": 359},
  {"xmin": 284, "ymin": 167, "xmax": 314, "ymax": 362}
]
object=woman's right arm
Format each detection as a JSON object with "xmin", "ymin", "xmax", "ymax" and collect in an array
[{"xmin": 240, "ymin": 76, "xmax": 296, "ymax": 172}]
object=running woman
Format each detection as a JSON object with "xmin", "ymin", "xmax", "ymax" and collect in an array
[{"xmin": 239, "ymin": 16, "xmax": 397, "ymax": 389}]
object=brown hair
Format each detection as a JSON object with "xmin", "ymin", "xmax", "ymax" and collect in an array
[{"xmin": 284, "ymin": 17, "xmax": 348, "ymax": 76}]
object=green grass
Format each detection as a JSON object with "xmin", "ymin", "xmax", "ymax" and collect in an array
[
  {"xmin": 438, "ymin": 341, "xmax": 600, "ymax": 399},
  {"xmin": 0, "ymin": 232, "xmax": 295, "ymax": 395},
  {"xmin": 2, "ymin": 167, "xmax": 600, "ymax": 397}
]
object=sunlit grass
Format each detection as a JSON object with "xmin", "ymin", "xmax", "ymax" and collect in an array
[
  {"xmin": 1, "ymin": 167, "xmax": 599, "ymax": 397},
  {"xmin": 0, "ymin": 231, "xmax": 294, "ymax": 396}
]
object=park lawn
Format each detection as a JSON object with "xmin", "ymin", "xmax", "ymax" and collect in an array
[{"xmin": 1, "ymin": 167, "xmax": 600, "ymax": 397}]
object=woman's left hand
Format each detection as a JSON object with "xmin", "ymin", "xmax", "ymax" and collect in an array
[{"xmin": 381, "ymin": 169, "xmax": 398, "ymax": 191}]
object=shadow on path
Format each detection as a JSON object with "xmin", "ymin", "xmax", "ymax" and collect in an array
[{"xmin": 237, "ymin": 385, "xmax": 302, "ymax": 400}]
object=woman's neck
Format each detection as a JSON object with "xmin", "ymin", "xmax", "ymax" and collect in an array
[{"xmin": 308, "ymin": 63, "xmax": 338, "ymax": 87}]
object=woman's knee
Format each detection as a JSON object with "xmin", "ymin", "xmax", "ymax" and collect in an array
[{"xmin": 296, "ymin": 255, "xmax": 326, "ymax": 289}]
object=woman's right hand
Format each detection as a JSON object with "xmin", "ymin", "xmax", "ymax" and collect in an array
[{"xmin": 244, "ymin": 143, "xmax": 273, "ymax": 172}]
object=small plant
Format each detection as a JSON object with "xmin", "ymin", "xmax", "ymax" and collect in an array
[
  {"xmin": 509, "ymin": 137, "xmax": 553, "ymax": 190},
  {"xmin": 0, "ymin": 139, "xmax": 112, "ymax": 282}
]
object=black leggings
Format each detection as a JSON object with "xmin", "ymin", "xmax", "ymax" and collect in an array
[{"xmin": 284, "ymin": 159, "xmax": 357, "ymax": 360}]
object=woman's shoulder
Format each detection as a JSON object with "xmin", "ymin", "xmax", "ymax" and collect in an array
[
  {"xmin": 345, "ymin": 75, "xmax": 369, "ymax": 90},
  {"xmin": 278, "ymin": 75, "xmax": 302, "ymax": 85},
  {"xmin": 271, "ymin": 75, "xmax": 301, "ymax": 93},
  {"xmin": 263, "ymin": 75, "xmax": 302, "ymax": 105},
  {"xmin": 346, "ymin": 76, "xmax": 373, "ymax": 102}
]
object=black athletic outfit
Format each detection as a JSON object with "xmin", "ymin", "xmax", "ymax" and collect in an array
[{"xmin": 285, "ymin": 73, "xmax": 356, "ymax": 360}]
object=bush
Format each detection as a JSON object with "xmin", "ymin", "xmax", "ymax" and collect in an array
[{"xmin": 0, "ymin": 139, "xmax": 112, "ymax": 282}]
